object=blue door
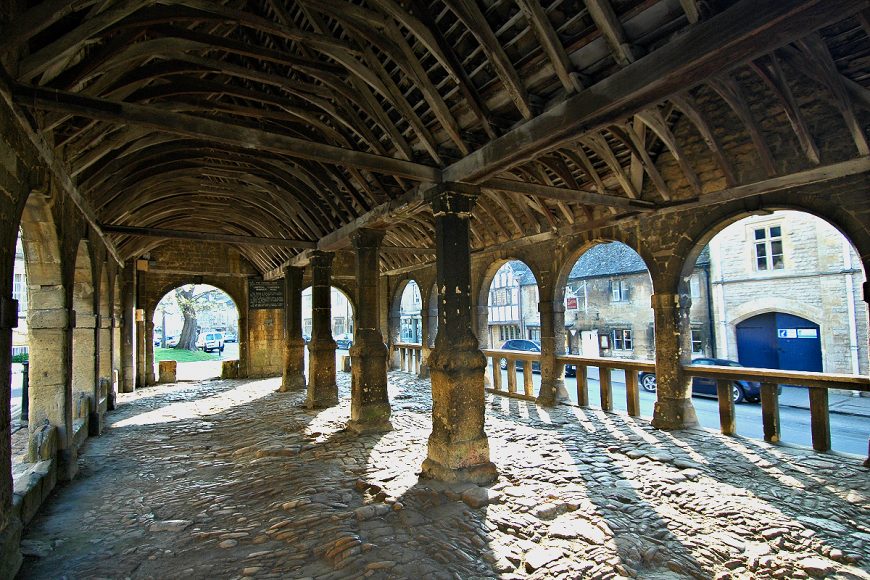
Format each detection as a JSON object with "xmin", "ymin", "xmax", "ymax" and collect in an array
[{"xmin": 736, "ymin": 312, "xmax": 822, "ymax": 372}]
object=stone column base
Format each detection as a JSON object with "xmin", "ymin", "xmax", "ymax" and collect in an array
[
  {"xmin": 536, "ymin": 379, "xmax": 570, "ymax": 406},
  {"xmin": 0, "ymin": 519, "xmax": 23, "ymax": 580},
  {"xmin": 277, "ymin": 373, "xmax": 306, "ymax": 393},
  {"xmin": 421, "ymin": 456, "xmax": 498, "ymax": 485},
  {"xmin": 347, "ymin": 417, "xmax": 393, "ymax": 434},
  {"xmin": 651, "ymin": 398, "xmax": 700, "ymax": 430}
]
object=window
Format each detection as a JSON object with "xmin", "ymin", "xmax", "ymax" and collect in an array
[
  {"xmin": 754, "ymin": 225, "xmax": 784, "ymax": 271},
  {"xmin": 611, "ymin": 280, "xmax": 629, "ymax": 302},
  {"xmin": 612, "ymin": 328, "xmax": 632, "ymax": 351},
  {"xmin": 691, "ymin": 329, "xmax": 703, "ymax": 353},
  {"xmin": 333, "ymin": 317, "xmax": 345, "ymax": 336},
  {"xmin": 303, "ymin": 319, "xmax": 312, "ymax": 336},
  {"xmin": 528, "ymin": 328, "xmax": 540, "ymax": 341},
  {"xmin": 689, "ymin": 275, "xmax": 700, "ymax": 299},
  {"xmin": 12, "ymin": 273, "xmax": 26, "ymax": 312}
]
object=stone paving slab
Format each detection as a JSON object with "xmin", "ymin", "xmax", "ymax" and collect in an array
[{"xmin": 16, "ymin": 372, "xmax": 870, "ymax": 579}]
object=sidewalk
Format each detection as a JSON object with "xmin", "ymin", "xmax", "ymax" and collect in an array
[{"xmin": 778, "ymin": 385, "xmax": 870, "ymax": 418}]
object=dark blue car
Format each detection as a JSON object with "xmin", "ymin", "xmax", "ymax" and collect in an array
[
  {"xmin": 639, "ymin": 358, "xmax": 765, "ymax": 403},
  {"xmin": 499, "ymin": 339, "xmax": 541, "ymax": 372}
]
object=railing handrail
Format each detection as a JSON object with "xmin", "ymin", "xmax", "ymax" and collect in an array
[
  {"xmin": 682, "ymin": 363, "xmax": 870, "ymax": 391},
  {"xmin": 481, "ymin": 348, "xmax": 541, "ymax": 361},
  {"xmin": 556, "ymin": 353, "xmax": 656, "ymax": 372},
  {"xmin": 393, "ymin": 342, "xmax": 422, "ymax": 348}
]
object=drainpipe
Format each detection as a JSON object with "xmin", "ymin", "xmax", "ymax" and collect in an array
[
  {"xmin": 842, "ymin": 239, "xmax": 861, "ymax": 374},
  {"xmin": 703, "ymin": 262, "xmax": 716, "ymax": 358}
]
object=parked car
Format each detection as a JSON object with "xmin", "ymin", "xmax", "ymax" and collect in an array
[
  {"xmin": 638, "ymin": 358, "xmax": 772, "ymax": 403},
  {"xmin": 335, "ymin": 333, "xmax": 353, "ymax": 350},
  {"xmin": 498, "ymin": 339, "xmax": 541, "ymax": 373},
  {"xmin": 196, "ymin": 331, "xmax": 225, "ymax": 353},
  {"xmin": 223, "ymin": 331, "xmax": 237, "ymax": 343},
  {"xmin": 302, "ymin": 333, "xmax": 311, "ymax": 344},
  {"xmin": 154, "ymin": 335, "xmax": 178, "ymax": 347}
]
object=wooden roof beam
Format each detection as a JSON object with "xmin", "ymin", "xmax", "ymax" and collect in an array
[
  {"xmin": 0, "ymin": 67, "xmax": 124, "ymax": 266},
  {"xmin": 101, "ymin": 224, "xmax": 317, "ymax": 249},
  {"xmin": 443, "ymin": 0, "xmax": 867, "ymax": 185},
  {"xmin": 480, "ymin": 178, "xmax": 654, "ymax": 209},
  {"xmin": 12, "ymin": 84, "xmax": 441, "ymax": 182}
]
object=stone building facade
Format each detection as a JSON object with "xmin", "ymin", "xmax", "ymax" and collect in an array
[{"xmin": 709, "ymin": 211, "xmax": 868, "ymax": 375}]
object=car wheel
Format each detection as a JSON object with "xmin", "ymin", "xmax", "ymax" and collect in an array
[
  {"xmin": 499, "ymin": 358, "xmax": 507, "ymax": 370},
  {"xmin": 731, "ymin": 384, "xmax": 745, "ymax": 404},
  {"xmin": 640, "ymin": 374, "xmax": 657, "ymax": 392}
]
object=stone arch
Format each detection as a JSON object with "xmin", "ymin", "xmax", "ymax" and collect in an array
[
  {"xmin": 425, "ymin": 282, "xmax": 438, "ymax": 349},
  {"xmin": 18, "ymin": 192, "xmax": 70, "ymax": 445},
  {"xmin": 677, "ymin": 206, "xmax": 868, "ymax": 376},
  {"xmin": 554, "ymin": 240, "xmax": 654, "ymax": 359},
  {"xmin": 300, "ymin": 282, "xmax": 357, "ymax": 338},
  {"xmin": 388, "ymin": 277, "xmax": 422, "ymax": 343},
  {"xmin": 71, "ymin": 240, "xmax": 96, "ymax": 424},
  {"xmin": 146, "ymin": 282, "xmax": 244, "ymax": 374},
  {"xmin": 476, "ymin": 257, "xmax": 542, "ymax": 349}
]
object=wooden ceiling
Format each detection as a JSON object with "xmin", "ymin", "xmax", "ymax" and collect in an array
[{"xmin": 1, "ymin": 0, "xmax": 867, "ymax": 275}]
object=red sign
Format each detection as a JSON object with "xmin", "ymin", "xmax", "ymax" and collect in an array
[{"xmin": 566, "ymin": 297, "xmax": 578, "ymax": 310}]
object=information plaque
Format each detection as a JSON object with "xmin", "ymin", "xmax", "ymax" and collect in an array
[{"xmin": 248, "ymin": 279, "xmax": 284, "ymax": 310}]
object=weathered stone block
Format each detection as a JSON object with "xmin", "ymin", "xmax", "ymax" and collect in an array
[{"xmin": 158, "ymin": 360, "xmax": 177, "ymax": 383}]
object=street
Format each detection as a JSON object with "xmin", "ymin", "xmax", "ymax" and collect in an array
[{"xmin": 486, "ymin": 366, "xmax": 870, "ymax": 456}]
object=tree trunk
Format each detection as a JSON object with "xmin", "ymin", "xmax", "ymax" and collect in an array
[{"xmin": 174, "ymin": 286, "xmax": 199, "ymax": 350}]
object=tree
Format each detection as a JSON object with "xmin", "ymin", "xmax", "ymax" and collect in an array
[
  {"xmin": 174, "ymin": 285, "xmax": 199, "ymax": 350},
  {"xmin": 170, "ymin": 285, "xmax": 231, "ymax": 350}
]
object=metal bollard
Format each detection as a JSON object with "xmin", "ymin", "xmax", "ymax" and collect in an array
[{"xmin": 21, "ymin": 359, "xmax": 29, "ymax": 421}]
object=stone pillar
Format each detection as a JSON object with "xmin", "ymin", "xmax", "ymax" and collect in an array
[
  {"xmin": 537, "ymin": 300, "xmax": 570, "ymax": 405},
  {"xmin": 279, "ymin": 266, "xmax": 306, "ymax": 392},
  {"xmin": 650, "ymin": 292, "xmax": 699, "ymax": 429},
  {"xmin": 0, "ymin": 295, "xmax": 22, "ymax": 578},
  {"xmin": 475, "ymin": 304, "xmax": 489, "ymax": 349},
  {"xmin": 29, "ymin": 305, "xmax": 76, "ymax": 479},
  {"xmin": 144, "ymin": 316, "xmax": 155, "ymax": 385},
  {"xmin": 306, "ymin": 251, "xmax": 337, "ymax": 408},
  {"xmin": 422, "ymin": 187, "xmax": 497, "ymax": 485},
  {"xmin": 348, "ymin": 229, "xmax": 392, "ymax": 433},
  {"xmin": 135, "ymin": 308, "xmax": 146, "ymax": 388},
  {"xmin": 419, "ymin": 301, "xmax": 431, "ymax": 379},
  {"xmin": 120, "ymin": 264, "xmax": 136, "ymax": 393}
]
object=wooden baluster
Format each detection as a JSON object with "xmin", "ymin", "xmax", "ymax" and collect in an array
[
  {"xmin": 491, "ymin": 356, "xmax": 502, "ymax": 392},
  {"xmin": 625, "ymin": 369, "xmax": 640, "ymax": 417},
  {"xmin": 523, "ymin": 360, "xmax": 534, "ymax": 397},
  {"xmin": 716, "ymin": 379, "xmax": 736, "ymax": 435},
  {"xmin": 600, "ymin": 367, "xmax": 613, "ymax": 411},
  {"xmin": 577, "ymin": 365, "xmax": 588, "ymax": 407},
  {"xmin": 400, "ymin": 347, "xmax": 407, "ymax": 372},
  {"xmin": 416, "ymin": 349, "xmax": 421, "ymax": 374},
  {"xmin": 507, "ymin": 360, "xmax": 517, "ymax": 394},
  {"xmin": 808, "ymin": 386, "xmax": 831, "ymax": 452},
  {"xmin": 760, "ymin": 381, "xmax": 780, "ymax": 443}
]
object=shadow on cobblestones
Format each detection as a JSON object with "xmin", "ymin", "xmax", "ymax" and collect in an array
[{"xmin": 15, "ymin": 370, "xmax": 870, "ymax": 579}]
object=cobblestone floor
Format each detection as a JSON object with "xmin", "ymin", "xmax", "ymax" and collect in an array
[{"xmin": 16, "ymin": 372, "xmax": 870, "ymax": 579}]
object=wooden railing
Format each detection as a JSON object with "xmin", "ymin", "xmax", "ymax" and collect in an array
[
  {"xmin": 393, "ymin": 342, "xmax": 422, "ymax": 374},
  {"xmin": 557, "ymin": 354, "xmax": 656, "ymax": 416},
  {"xmin": 683, "ymin": 364, "xmax": 870, "ymax": 452},
  {"xmin": 481, "ymin": 349, "xmax": 542, "ymax": 399}
]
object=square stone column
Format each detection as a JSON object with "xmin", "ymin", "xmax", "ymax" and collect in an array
[
  {"xmin": 650, "ymin": 292, "xmax": 699, "ymax": 429},
  {"xmin": 421, "ymin": 186, "xmax": 497, "ymax": 485},
  {"xmin": 536, "ymin": 300, "xmax": 570, "ymax": 405},
  {"xmin": 279, "ymin": 266, "xmax": 306, "ymax": 392},
  {"xmin": 306, "ymin": 251, "xmax": 338, "ymax": 408},
  {"xmin": 119, "ymin": 263, "xmax": 136, "ymax": 393},
  {"xmin": 348, "ymin": 229, "xmax": 392, "ymax": 434}
]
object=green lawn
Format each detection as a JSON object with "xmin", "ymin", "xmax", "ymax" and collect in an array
[{"xmin": 154, "ymin": 347, "xmax": 218, "ymax": 362}]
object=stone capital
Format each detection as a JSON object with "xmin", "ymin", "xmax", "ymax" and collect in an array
[
  {"xmin": 351, "ymin": 228, "xmax": 386, "ymax": 250},
  {"xmin": 430, "ymin": 187, "xmax": 478, "ymax": 217},
  {"xmin": 309, "ymin": 250, "xmax": 334, "ymax": 269}
]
